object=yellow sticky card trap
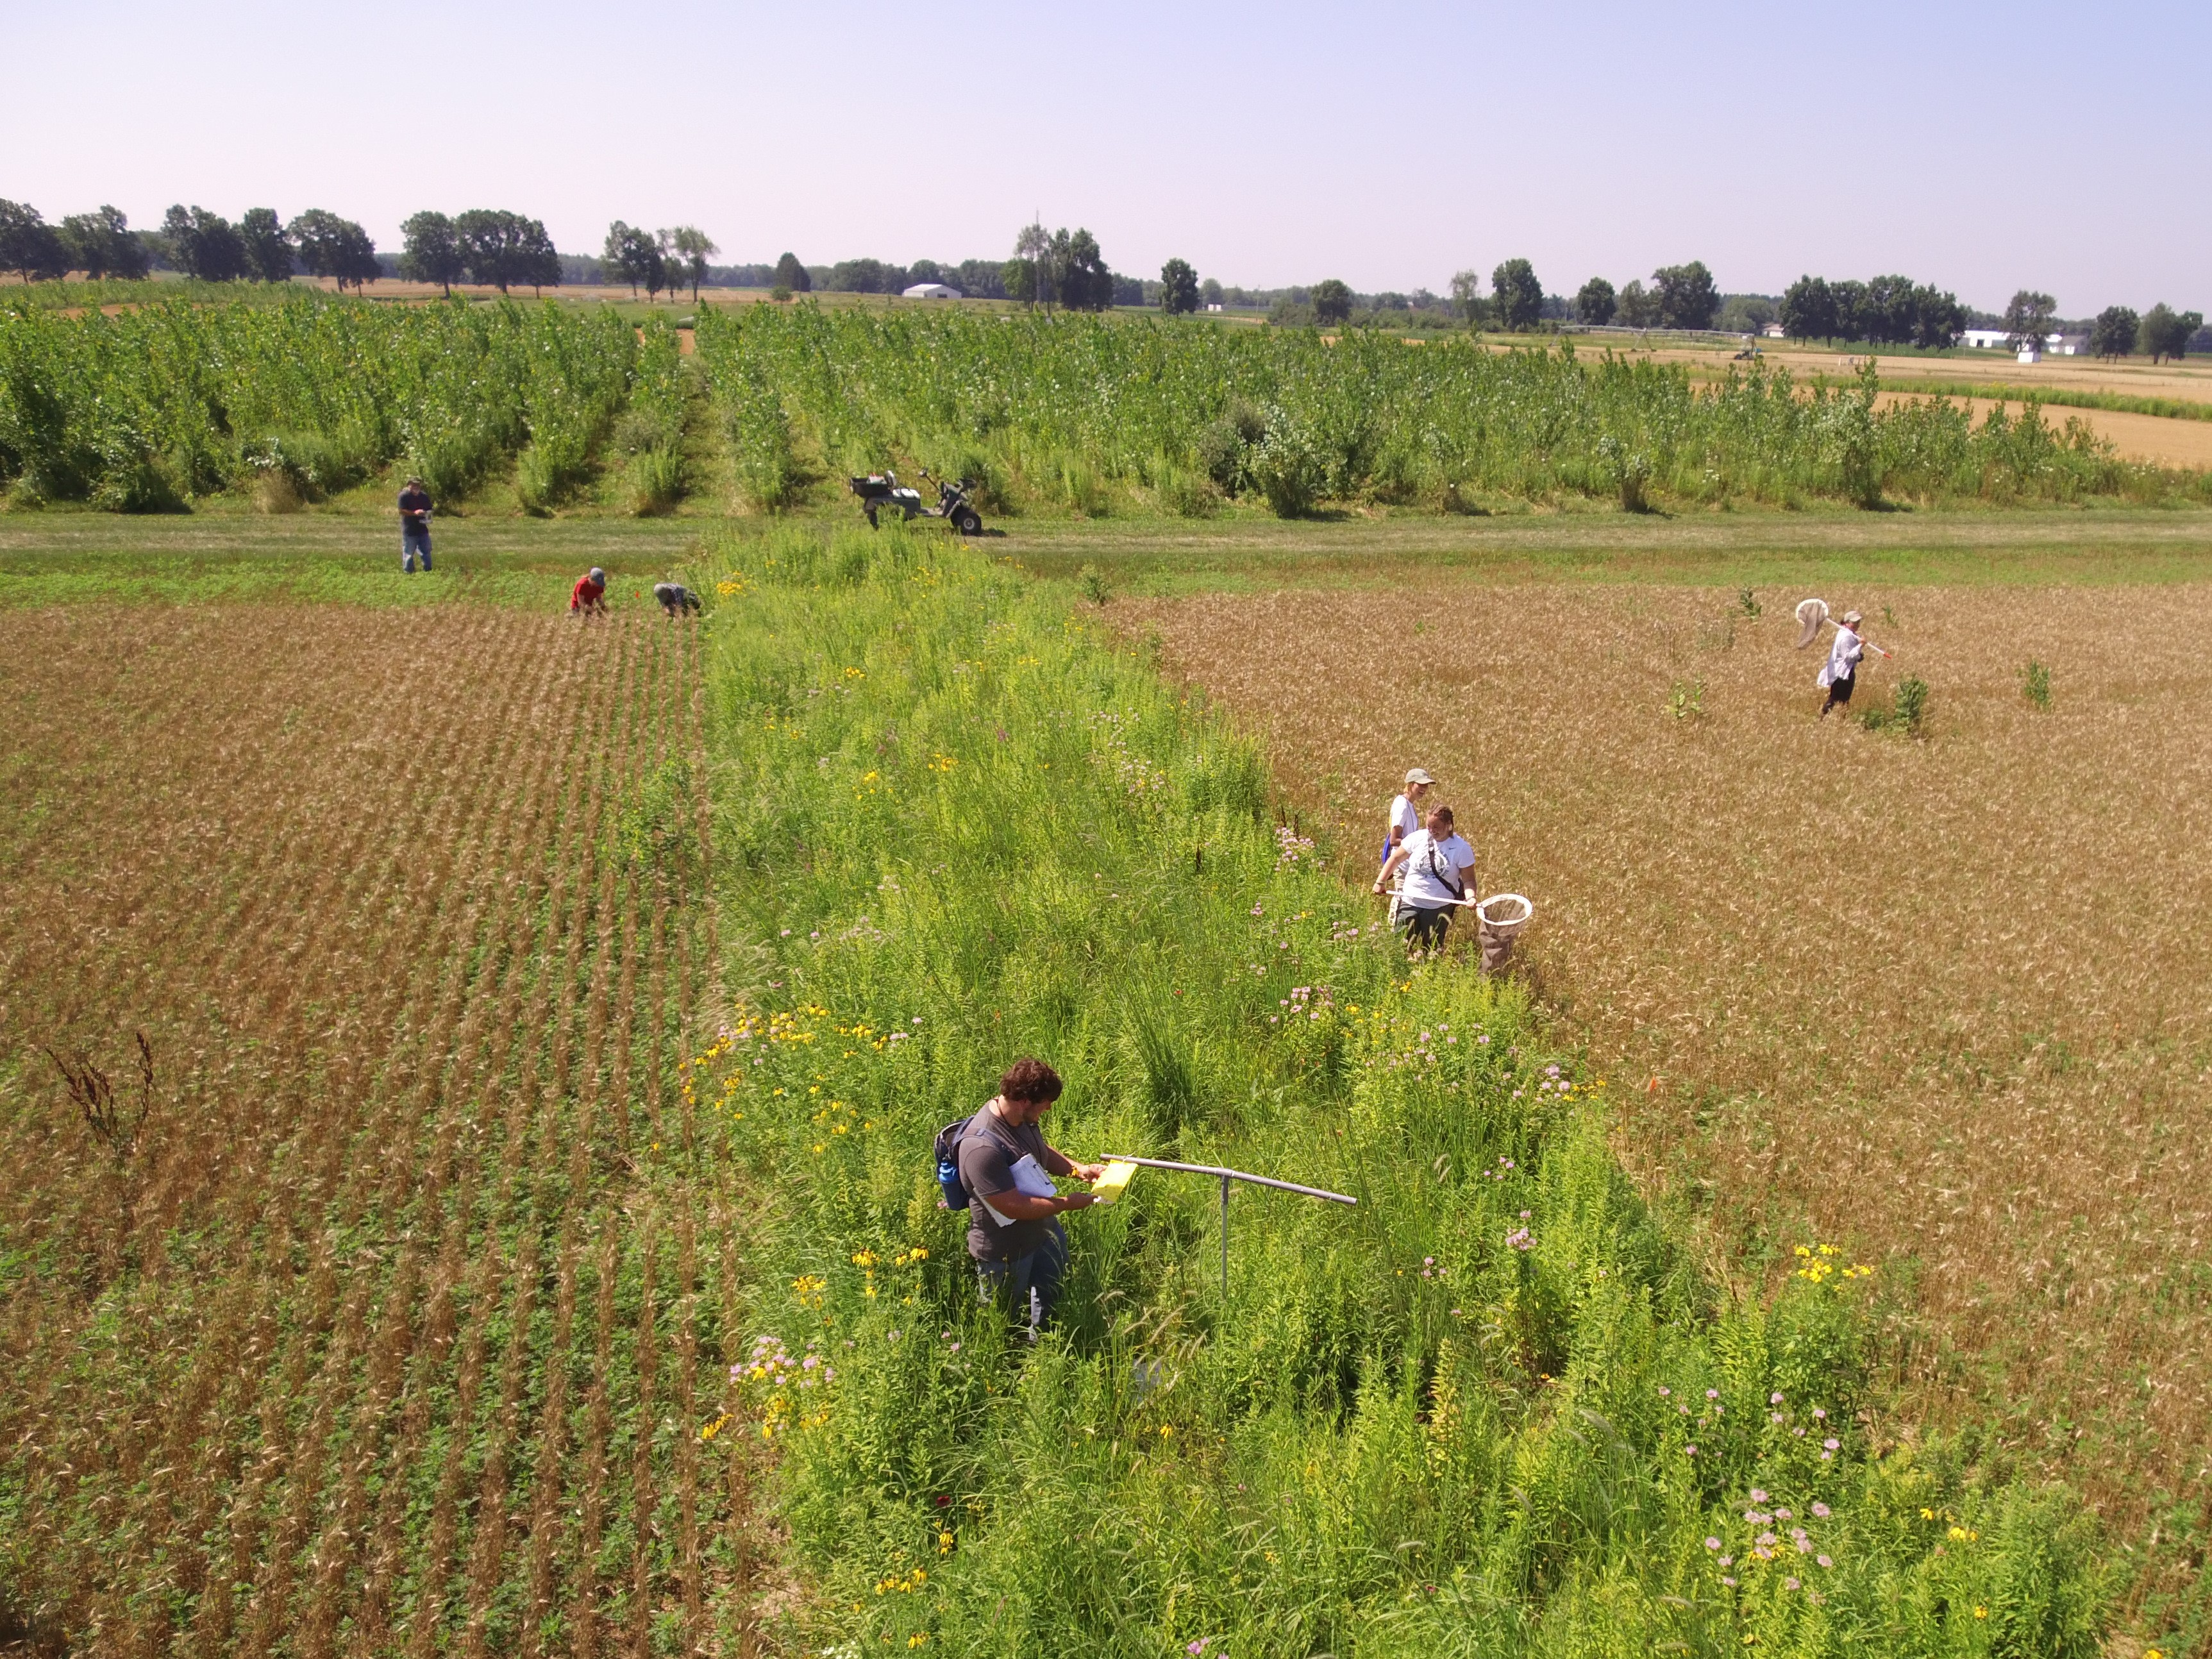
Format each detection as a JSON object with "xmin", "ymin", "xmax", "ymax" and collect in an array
[{"xmin": 1091, "ymin": 1160, "xmax": 1138, "ymax": 1205}]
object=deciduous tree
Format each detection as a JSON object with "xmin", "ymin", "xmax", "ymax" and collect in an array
[
  {"xmin": 0, "ymin": 200, "xmax": 69, "ymax": 282},
  {"xmin": 773, "ymin": 251, "xmax": 811, "ymax": 293},
  {"xmin": 604, "ymin": 222, "xmax": 664, "ymax": 298},
  {"xmin": 456, "ymin": 209, "xmax": 555, "ymax": 294},
  {"xmin": 1616, "ymin": 278, "xmax": 1656, "ymax": 328},
  {"xmin": 1159, "ymin": 257, "xmax": 1200, "ymax": 316},
  {"xmin": 239, "ymin": 208, "xmax": 295, "ymax": 283},
  {"xmin": 1779, "ymin": 276, "xmax": 1834, "ymax": 340},
  {"xmin": 2089, "ymin": 306, "xmax": 2138, "ymax": 360},
  {"xmin": 290, "ymin": 210, "xmax": 379, "ymax": 291},
  {"xmin": 1449, "ymin": 269, "xmax": 1489, "ymax": 327},
  {"xmin": 1200, "ymin": 276, "xmax": 1224, "ymax": 308},
  {"xmin": 664, "ymin": 226, "xmax": 717, "ymax": 301},
  {"xmin": 1575, "ymin": 276, "xmax": 1616, "ymax": 325},
  {"xmin": 1014, "ymin": 221, "xmax": 1050, "ymax": 310},
  {"xmin": 1490, "ymin": 258, "xmax": 1543, "ymax": 331},
  {"xmin": 1311, "ymin": 278, "xmax": 1353, "ymax": 326},
  {"xmin": 2139, "ymin": 303, "xmax": 2203, "ymax": 364},
  {"xmin": 58, "ymin": 206, "xmax": 149, "ymax": 281},
  {"xmin": 399, "ymin": 211, "xmax": 464, "ymax": 294},
  {"xmin": 162, "ymin": 205, "xmax": 248, "ymax": 282},
  {"xmin": 1909, "ymin": 284, "xmax": 1965, "ymax": 349},
  {"xmin": 2002, "ymin": 289, "xmax": 2056, "ymax": 355},
  {"xmin": 1652, "ymin": 261, "xmax": 1719, "ymax": 330}
]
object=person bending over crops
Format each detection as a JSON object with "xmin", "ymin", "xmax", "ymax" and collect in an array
[
  {"xmin": 958, "ymin": 1058, "xmax": 1105, "ymax": 1341},
  {"xmin": 570, "ymin": 568, "xmax": 607, "ymax": 616},
  {"xmin": 398, "ymin": 476, "xmax": 433, "ymax": 573},
  {"xmin": 1375, "ymin": 805, "xmax": 1474, "ymax": 954},
  {"xmin": 1819, "ymin": 609, "xmax": 1866, "ymax": 718},
  {"xmin": 653, "ymin": 581, "xmax": 701, "ymax": 616}
]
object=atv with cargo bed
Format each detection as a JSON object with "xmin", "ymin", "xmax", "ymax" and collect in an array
[{"xmin": 847, "ymin": 468, "xmax": 984, "ymax": 535}]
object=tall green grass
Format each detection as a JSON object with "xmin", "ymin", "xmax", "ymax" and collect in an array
[{"xmin": 701, "ymin": 523, "xmax": 2109, "ymax": 1656}]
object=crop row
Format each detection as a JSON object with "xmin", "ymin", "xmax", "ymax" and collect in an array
[
  {"xmin": 692, "ymin": 303, "xmax": 2197, "ymax": 513},
  {"xmin": 0, "ymin": 294, "xmax": 636, "ymax": 509},
  {"xmin": 0, "ymin": 607, "xmax": 742, "ymax": 1655}
]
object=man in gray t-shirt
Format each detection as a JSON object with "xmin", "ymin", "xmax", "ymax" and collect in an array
[{"xmin": 956, "ymin": 1057, "xmax": 1103, "ymax": 1338}]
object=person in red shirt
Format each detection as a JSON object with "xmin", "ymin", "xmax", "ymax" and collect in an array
[{"xmin": 570, "ymin": 567, "xmax": 607, "ymax": 616}]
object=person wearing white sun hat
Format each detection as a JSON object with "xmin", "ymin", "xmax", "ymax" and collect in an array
[{"xmin": 1819, "ymin": 610, "xmax": 1866, "ymax": 718}]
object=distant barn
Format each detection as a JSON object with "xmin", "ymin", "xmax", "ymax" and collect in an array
[{"xmin": 901, "ymin": 283, "xmax": 962, "ymax": 299}]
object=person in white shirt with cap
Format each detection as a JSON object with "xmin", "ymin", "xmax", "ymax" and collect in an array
[
  {"xmin": 1376, "ymin": 768, "xmax": 1436, "ymax": 924},
  {"xmin": 1820, "ymin": 610, "xmax": 1866, "ymax": 718}
]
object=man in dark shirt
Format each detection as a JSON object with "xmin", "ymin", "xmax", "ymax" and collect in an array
[
  {"xmin": 398, "ymin": 476, "xmax": 433, "ymax": 573},
  {"xmin": 956, "ymin": 1058, "xmax": 1104, "ymax": 1339}
]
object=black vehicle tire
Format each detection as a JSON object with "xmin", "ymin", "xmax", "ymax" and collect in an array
[{"xmin": 954, "ymin": 508, "xmax": 982, "ymax": 536}]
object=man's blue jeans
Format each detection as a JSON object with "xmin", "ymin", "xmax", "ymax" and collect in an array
[
  {"xmin": 975, "ymin": 1220, "xmax": 1068, "ymax": 1341},
  {"xmin": 403, "ymin": 526, "xmax": 433, "ymax": 572}
]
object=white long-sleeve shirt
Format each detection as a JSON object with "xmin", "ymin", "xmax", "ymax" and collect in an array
[{"xmin": 1825, "ymin": 625, "xmax": 1864, "ymax": 685}]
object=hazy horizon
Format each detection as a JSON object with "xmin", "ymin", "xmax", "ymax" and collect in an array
[{"xmin": 5, "ymin": 0, "xmax": 2206, "ymax": 318}]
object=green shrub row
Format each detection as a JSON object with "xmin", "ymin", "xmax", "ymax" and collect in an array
[
  {"xmin": 688, "ymin": 305, "xmax": 2197, "ymax": 514},
  {"xmin": 0, "ymin": 294, "xmax": 635, "ymax": 508}
]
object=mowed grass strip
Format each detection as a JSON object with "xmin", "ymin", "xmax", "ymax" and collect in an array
[
  {"xmin": 1121, "ymin": 577, "xmax": 2212, "ymax": 1636},
  {"xmin": 0, "ymin": 603, "xmax": 749, "ymax": 1652}
]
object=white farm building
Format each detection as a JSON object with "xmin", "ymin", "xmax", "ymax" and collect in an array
[
  {"xmin": 901, "ymin": 283, "xmax": 962, "ymax": 299},
  {"xmin": 1960, "ymin": 328, "xmax": 2079, "ymax": 358}
]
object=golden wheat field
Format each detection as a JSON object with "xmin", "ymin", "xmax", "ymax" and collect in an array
[
  {"xmin": 0, "ymin": 604, "xmax": 763, "ymax": 1654},
  {"xmin": 1124, "ymin": 578, "xmax": 2212, "ymax": 1556}
]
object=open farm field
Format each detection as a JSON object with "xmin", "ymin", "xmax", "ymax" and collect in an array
[
  {"xmin": 1121, "ymin": 566, "xmax": 2212, "ymax": 1632},
  {"xmin": 0, "ymin": 600, "xmax": 755, "ymax": 1652}
]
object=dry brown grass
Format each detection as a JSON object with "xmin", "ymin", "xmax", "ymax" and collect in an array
[
  {"xmin": 0, "ymin": 605, "xmax": 762, "ymax": 1651},
  {"xmin": 1125, "ymin": 579, "xmax": 2212, "ymax": 1573}
]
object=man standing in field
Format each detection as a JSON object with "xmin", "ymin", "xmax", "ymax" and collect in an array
[
  {"xmin": 1820, "ymin": 609, "xmax": 1866, "ymax": 718},
  {"xmin": 398, "ymin": 476, "xmax": 433, "ymax": 573},
  {"xmin": 1375, "ymin": 804, "xmax": 1476, "ymax": 954},
  {"xmin": 955, "ymin": 1058, "xmax": 1104, "ymax": 1341},
  {"xmin": 570, "ymin": 567, "xmax": 607, "ymax": 616}
]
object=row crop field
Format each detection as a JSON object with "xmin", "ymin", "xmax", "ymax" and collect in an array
[
  {"xmin": 4, "ymin": 294, "xmax": 2208, "ymax": 524},
  {"xmin": 0, "ymin": 603, "xmax": 754, "ymax": 1654}
]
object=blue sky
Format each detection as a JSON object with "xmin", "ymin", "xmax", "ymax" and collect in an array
[{"xmin": 4, "ymin": 0, "xmax": 2204, "ymax": 314}]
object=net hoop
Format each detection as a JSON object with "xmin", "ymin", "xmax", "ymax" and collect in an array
[{"xmin": 1477, "ymin": 892, "xmax": 1534, "ymax": 932}]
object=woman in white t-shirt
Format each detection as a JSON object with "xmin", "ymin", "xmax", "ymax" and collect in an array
[{"xmin": 1373, "ymin": 805, "xmax": 1475, "ymax": 952}]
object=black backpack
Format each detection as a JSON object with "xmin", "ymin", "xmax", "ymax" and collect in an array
[{"xmin": 933, "ymin": 1116, "xmax": 973, "ymax": 1209}]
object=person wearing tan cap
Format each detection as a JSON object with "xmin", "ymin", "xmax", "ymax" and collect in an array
[
  {"xmin": 1819, "ymin": 610, "xmax": 1866, "ymax": 718},
  {"xmin": 1373, "ymin": 768, "xmax": 1436, "ymax": 923}
]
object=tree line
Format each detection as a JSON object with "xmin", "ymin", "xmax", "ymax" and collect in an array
[{"xmin": 0, "ymin": 201, "xmax": 384, "ymax": 289}]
